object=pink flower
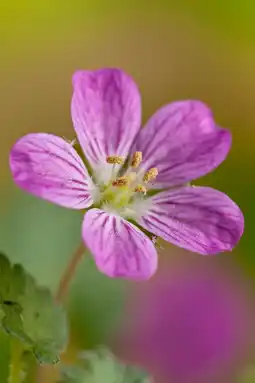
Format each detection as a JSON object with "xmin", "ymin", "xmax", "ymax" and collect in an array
[
  {"xmin": 9, "ymin": 69, "xmax": 244, "ymax": 280},
  {"xmin": 118, "ymin": 260, "xmax": 252, "ymax": 382}
]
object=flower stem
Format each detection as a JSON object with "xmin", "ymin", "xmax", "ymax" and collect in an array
[
  {"xmin": 8, "ymin": 339, "xmax": 23, "ymax": 383},
  {"xmin": 36, "ymin": 242, "xmax": 85, "ymax": 383},
  {"xmin": 55, "ymin": 242, "xmax": 85, "ymax": 303}
]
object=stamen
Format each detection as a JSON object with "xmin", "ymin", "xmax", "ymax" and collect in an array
[
  {"xmin": 143, "ymin": 167, "xmax": 158, "ymax": 183},
  {"xmin": 112, "ymin": 176, "xmax": 129, "ymax": 187},
  {"xmin": 106, "ymin": 156, "xmax": 125, "ymax": 165},
  {"xmin": 131, "ymin": 151, "xmax": 142, "ymax": 168},
  {"xmin": 134, "ymin": 185, "xmax": 147, "ymax": 194}
]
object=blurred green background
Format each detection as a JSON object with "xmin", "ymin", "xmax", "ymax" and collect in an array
[{"xmin": 0, "ymin": 1, "xmax": 255, "ymax": 382}]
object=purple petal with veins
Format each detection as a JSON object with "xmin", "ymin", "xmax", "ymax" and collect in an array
[
  {"xmin": 10, "ymin": 133, "xmax": 93, "ymax": 209},
  {"xmin": 82, "ymin": 208, "xmax": 158, "ymax": 280},
  {"xmin": 71, "ymin": 69, "xmax": 141, "ymax": 168},
  {"xmin": 132, "ymin": 101, "xmax": 231, "ymax": 188},
  {"xmin": 138, "ymin": 186, "xmax": 244, "ymax": 254}
]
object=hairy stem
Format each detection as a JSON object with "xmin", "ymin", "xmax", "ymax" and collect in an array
[
  {"xmin": 8, "ymin": 339, "xmax": 23, "ymax": 383},
  {"xmin": 36, "ymin": 243, "xmax": 85, "ymax": 383}
]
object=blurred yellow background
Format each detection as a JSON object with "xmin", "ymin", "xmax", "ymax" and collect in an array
[{"xmin": 0, "ymin": 1, "xmax": 255, "ymax": 382}]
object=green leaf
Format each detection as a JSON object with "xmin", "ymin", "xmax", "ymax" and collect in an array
[
  {"xmin": 0, "ymin": 252, "xmax": 68, "ymax": 364},
  {"xmin": 59, "ymin": 347, "xmax": 150, "ymax": 383}
]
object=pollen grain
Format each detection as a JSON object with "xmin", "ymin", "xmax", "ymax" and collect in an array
[
  {"xmin": 134, "ymin": 184, "xmax": 147, "ymax": 194},
  {"xmin": 131, "ymin": 151, "xmax": 142, "ymax": 168},
  {"xmin": 143, "ymin": 167, "xmax": 158, "ymax": 183},
  {"xmin": 112, "ymin": 176, "xmax": 129, "ymax": 187},
  {"xmin": 106, "ymin": 155, "xmax": 125, "ymax": 165}
]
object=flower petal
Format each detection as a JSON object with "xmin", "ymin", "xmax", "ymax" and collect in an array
[
  {"xmin": 71, "ymin": 69, "xmax": 141, "ymax": 168},
  {"xmin": 82, "ymin": 208, "xmax": 158, "ymax": 280},
  {"xmin": 132, "ymin": 101, "xmax": 231, "ymax": 188},
  {"xmin": 10, "ymin": 133, "xmax": 94, "ymax": 209},
  {"xmin": 138, "ymin": 187, "xmax": 244, "ymax": 254}
]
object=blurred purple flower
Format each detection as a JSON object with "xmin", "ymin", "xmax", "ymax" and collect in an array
[
  {"xmin": 120, "ymin": 262, "xmax": 251, "ymax": 383},
  {"xmin": 9, "ymin": 69, "xmax": 243, "ymax": 280}
]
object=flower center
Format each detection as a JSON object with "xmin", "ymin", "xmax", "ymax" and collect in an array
[{"xmin": 98, "ymin": 152, "xmax": 158, "ymax": 212}]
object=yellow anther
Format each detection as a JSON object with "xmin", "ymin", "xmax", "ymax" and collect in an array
[
  {"xmin": 143, "ymin": 167, "xmax": 158, "ymax": 183},
  {"xmin": 134, "ymin": 185, "xmax": 147, "ymax": 194},
  {"xmin": 112, "ymin": 176, "xmax": 129, "ymax": 187},
  {"xmin": 131, "ymin": 151, "xmax": 142, "ymax": 168},
  {"xmin": 106, "ymin": 156, "xmax": 125, "ymax": 165}
]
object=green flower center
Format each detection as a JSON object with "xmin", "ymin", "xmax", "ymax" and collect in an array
[
  {"xmin": 101, "ymin": 184, "xmax": 133, "ymax": 209},
  {"xmin": 96, "ymin": 153, "xmax": 158, "ymax": 212}
]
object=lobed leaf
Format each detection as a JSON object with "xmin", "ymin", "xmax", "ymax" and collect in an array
[{"xmin": 0, "ymin": 252, "xmax": 68, "ymax": 364}]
